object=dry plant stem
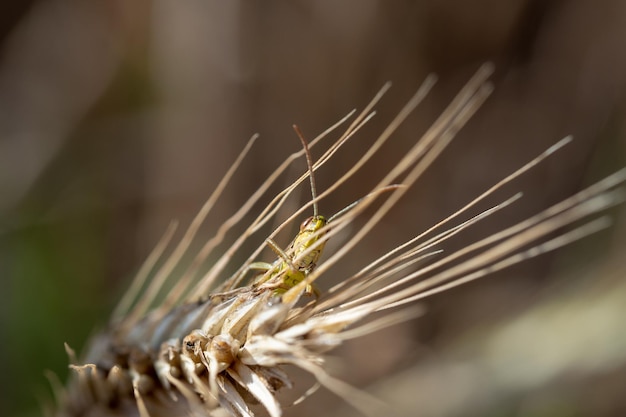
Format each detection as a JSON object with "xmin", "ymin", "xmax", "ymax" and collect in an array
[
  {"xmin": 146, "ymin": 134, "xmax": 260, "ymax": 311},
  {"xmin": 364, "ymin": 189, "xmax": 621, "ymax": 314},
  {"xmin": 315, "ymin": 194, "xmax": 523, "ymax": 312},
  {"xmin": 338, "ymin": 167, "xmax": 625, "ymax": 311},
  {"xmin": 112, "ymin": 220, "xmax": 179, "ymax": 323},
  {"xmin": 327, "ymin": 136, "xmax": 572, "ymax": 296},
  {"xmin": 52, "ymin": 64, "xmax": 625, "ymax": 417}
]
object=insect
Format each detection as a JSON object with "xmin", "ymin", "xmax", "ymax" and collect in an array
[{"xmin": 250, "ymin": 125, "xmax": 328, "ymax": 296}]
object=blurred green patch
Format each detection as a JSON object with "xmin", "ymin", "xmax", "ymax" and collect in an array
[{"xmin": 5, "ymin": 189, "xmax": 110, "ymax": 416}]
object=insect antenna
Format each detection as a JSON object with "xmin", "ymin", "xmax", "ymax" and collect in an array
[{"xmin": 293, "ymin": 124, "xmax": 319, "ymax": 217}]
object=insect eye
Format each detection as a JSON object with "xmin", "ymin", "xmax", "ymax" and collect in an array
[{"xmin": 300, "ymin": 216, "xmax": 314, "ymax": 231}]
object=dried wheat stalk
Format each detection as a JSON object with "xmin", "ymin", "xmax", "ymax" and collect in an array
[{"xmin": 47, "ymin": 64, "xmax": 626, "ymax": 417}]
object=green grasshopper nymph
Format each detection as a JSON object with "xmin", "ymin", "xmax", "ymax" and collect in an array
[
  {"xmin": 250, "ymin": 126, "xmax": 401, "ymax": 298},
  {"xmin": 251, "ymin": 125, "xmax": 329, "ymax": 296}
]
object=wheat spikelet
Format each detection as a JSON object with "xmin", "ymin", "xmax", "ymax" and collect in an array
[{"xmin": 48, "ymin": 64, "xmax": 625, "ymax": 417}]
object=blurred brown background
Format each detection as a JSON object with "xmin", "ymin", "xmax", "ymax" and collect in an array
[{"xmin": 1, "ymin": 1, "xmax": 625, "ymax": 416}]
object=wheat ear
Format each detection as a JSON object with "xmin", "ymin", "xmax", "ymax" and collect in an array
[{"xmin": 50, "ymin": 64, "xmax": 625, "ymax": 417}]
